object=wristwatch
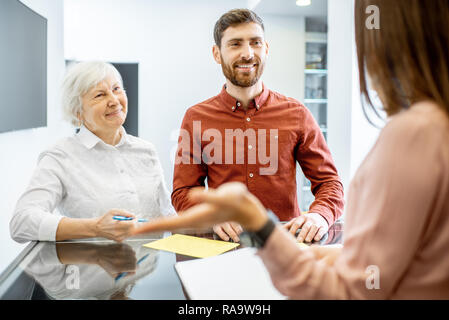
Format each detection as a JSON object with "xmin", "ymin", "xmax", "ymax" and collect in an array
[{"xmin": 240, "ymin": 209, "xmax": 279, "ymax": 248}]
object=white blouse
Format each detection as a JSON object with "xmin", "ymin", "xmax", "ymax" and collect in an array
[{"xmin": 10, "ymin": 125, "xmax": 176, "ymax": 243}]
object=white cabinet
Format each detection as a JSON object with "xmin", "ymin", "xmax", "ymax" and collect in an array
[{"xmin": 298, "ymin": 18, "xmax": 328, "ymax": 212}]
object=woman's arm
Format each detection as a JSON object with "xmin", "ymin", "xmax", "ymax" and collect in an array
[
  {"xmin": 10, "ymin": 153, "xmax": 137, "ymax": 243},
  {"xmin": 309, "ymin": 245, "xmax": 342, "ymax": 266},
  {"xmin": 56, "ymin": 210, "xmax": 137, "ymax": 242},
  {"xmin": 55, "ymin": 217, "xmax": 97, "ymax": 241},
  {"xmin": 55, "ymin": 242, "xmax": 137, "ymax": 277},
  {"xmin": 10, "ymin": 154, "xmax": 66, "ymax": 243},
  {"xmin": 10, "ymin": 152, "xmax": 101, "ymax": 242}
]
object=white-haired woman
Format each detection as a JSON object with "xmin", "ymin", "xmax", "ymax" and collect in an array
[{"xmin": 10, "ymin": 61, "xmax": 176, "ymax": 243}]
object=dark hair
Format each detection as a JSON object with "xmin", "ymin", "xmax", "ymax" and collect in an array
[
  {"xmin": 355, "ymin": 0, "xmax": 449, "ymax": 124},
  {"xmin": 214, "ymin": 9, "xmax": 265, "ymax": 48}
]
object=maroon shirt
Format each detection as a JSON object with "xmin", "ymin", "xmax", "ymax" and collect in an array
[{"xmin": 172, "ymin": 84, "xmax": 344, "ymax": 224}]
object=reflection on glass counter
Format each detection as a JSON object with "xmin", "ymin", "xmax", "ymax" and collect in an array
[
  {"xmin": 0, "ymin": 232, "xmax": 188, "ymax": 300},
  {"xmin": 24, "ymin": 240, "xmax": 160, "ymax": 300},
  {"xmin": 0, "ymin": 226, "xmax": 344, "ymax": 300}
]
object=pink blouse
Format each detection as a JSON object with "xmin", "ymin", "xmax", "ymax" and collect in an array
[{"xmin": 259, "ymin": 101, "xmax": 449, "ymax": 299}]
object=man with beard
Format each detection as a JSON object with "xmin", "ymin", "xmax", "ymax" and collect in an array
[{"xmin": 171, "ymin": 9, "xmax": 344, "ymax": 243}]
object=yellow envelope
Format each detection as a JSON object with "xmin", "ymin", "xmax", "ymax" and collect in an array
[{"xmin": 143, "ymin": 234, "xmax": 240, "ymax": 258}]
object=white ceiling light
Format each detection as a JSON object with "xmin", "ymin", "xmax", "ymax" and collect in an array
[{"xmin": 296, "ymin": 0, "xmax": 311, "ymax": 6}]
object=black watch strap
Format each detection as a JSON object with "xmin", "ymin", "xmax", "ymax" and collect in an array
[
  {"xmin": 252, "ymin": 209, "xmax": 279, "ymax": 248},
  {"xmin": 253, "ymin": 218, "xmax": 276, "ymax": 248}
]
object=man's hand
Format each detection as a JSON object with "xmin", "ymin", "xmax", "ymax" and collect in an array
[
  {"xmin": 284, "ymin": 212, "xmax": 329, "ymax": 243},
  {"xmin": 213, "ymin": 222, "xmax": 244, "ymax": 242}
]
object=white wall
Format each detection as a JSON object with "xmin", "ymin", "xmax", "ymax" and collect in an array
[
  {"xmin": 64, "ymin": 0, "xmax": 306, "ymax": 189},
  {"xmin": 0, "ymin": 0, "xmax": 71, "ymax": 274},
  {"xmin": 261, "ymin": 14, "xmax": 305, "ymax": 102},
  {"xmin": 327, "ymin": 0, "xmax": 381, "ymax": 198},
  {"xmin": 327, "ymin": 0, "xmax": 353, "ymax": 194},
  {"xmin": 350, "ymin": 50, "xmax": 382, "ymax": 178},
  {"xmin": 346, "ymin": 0, "xmax": 382, "ymax": 181}
]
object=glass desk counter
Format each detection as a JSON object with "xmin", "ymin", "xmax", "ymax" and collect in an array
[{"xmin": 0, "ymin": 222, "xmax": 343, "ymax": 300}]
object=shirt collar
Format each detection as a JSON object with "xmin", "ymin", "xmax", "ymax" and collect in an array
[
  {"xmin": 77, "ymin": 125, "xmax": 128, "ymax": 149},
  {"xmin": 219, "ymin": 82, "xmax": 270, "ymax": 112}
]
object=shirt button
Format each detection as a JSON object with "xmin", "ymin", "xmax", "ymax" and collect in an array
[
  {"xmin": 248, "ymin": 145, "xmax": 253, "ymax": 150},
  {"xmin": 237, "ymin": 102, "xmax": 241, "ymax": 107},
  {"xmin": 232, "ymin": 106, "xmax": 235, "ymax": 111},
  {"xmin": 249, "ymin": 173, "xmax": 254, "ymax": 178},
  {"xmin": 246, "ymin": 117, "xmax": 251, "ymax": 122}
]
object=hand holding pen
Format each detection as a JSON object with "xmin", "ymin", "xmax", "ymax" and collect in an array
[
  {"xmin": 113, "ymin": 216, "xmax": 148, "ymax": 223},
  {"xmin": 93, "ymin": 210, "xmax": 142, "ymax": 243}
]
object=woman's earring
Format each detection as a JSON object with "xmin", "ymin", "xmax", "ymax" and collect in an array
[{"xmin": 76, "ymin": 116, "xmax": 82, "ymax": 134}]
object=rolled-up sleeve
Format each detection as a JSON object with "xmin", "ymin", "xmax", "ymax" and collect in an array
[
  {"xmin": 10, "ymin": 154, "xmax": 65, "ymax": 243},
  {"xmin": 296, "ymin": 106, "xmax": 344, "ymax": 226}
]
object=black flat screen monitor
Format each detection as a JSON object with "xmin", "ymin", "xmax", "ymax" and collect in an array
[{"xmin": 0, "ymin": 0, "xmax": 47, "ymax": 133}]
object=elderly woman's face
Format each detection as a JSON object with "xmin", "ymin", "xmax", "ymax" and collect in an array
[{"xmin": 80, "ymin": 75, "xmax": 127, "ymax": 132}]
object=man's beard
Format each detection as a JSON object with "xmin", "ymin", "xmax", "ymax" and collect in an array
[{"xmin": 221, "ymin": 55, "xmax": 265, "ymax": 88}]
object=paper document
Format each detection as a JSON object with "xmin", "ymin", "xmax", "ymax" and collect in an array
[
  {"xmin": 143, "ymin": 234, "xmax": 239, "ymax": 258},
  {"xmin": 175, "ymin": 247, "xmax": 287, "ymax": 300}
]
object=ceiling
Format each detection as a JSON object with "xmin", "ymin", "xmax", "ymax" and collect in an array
[{"xmin": 251, "ymin": 0, "xmax": 327, "ymax": 17}]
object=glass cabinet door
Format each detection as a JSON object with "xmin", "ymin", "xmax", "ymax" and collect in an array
[
  {"xmin": 305, "ymin": 73, "xmax": 327, "ymax": 100},
  {"xmin": 305, "ymin": 42, "xmax": 327, "ymax": 69},
  {"xmin": 299, "ymin": 17, "xmax": 328, "ymax": 213},
  {"xmin": 305, "ymin": 102, "xmax": 327, "ymax": 140}
]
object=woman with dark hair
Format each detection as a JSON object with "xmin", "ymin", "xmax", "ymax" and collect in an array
[{"xmin": 133, "ymin": 0, "xmax": 449, "ymax": 299}]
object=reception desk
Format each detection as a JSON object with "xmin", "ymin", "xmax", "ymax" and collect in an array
[{"xmin": 0, "ymin": 222, "xmax": 343, "ymax": 300}]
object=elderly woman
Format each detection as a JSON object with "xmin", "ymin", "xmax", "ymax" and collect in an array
[{"xmin": 10, "ymin": 61, "xmax": 175, "ymax": 243}]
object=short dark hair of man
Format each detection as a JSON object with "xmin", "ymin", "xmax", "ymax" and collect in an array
[{"xmin": 213, "ymin": 8, "xmax": 265, "ymax": 48}]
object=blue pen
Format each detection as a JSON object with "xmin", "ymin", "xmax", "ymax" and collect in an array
[
  {"xmin": 114, "ymin": 253, "xmax": 150, "ymax": 282},
  {"xmin": 113, "ymin": 215, "xmax": 148, "ymax": 223}
]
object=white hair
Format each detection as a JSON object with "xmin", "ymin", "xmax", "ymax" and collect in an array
[{"xmin": 61, "ymin": 61, "xmax": 124, "ymax": 126}]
